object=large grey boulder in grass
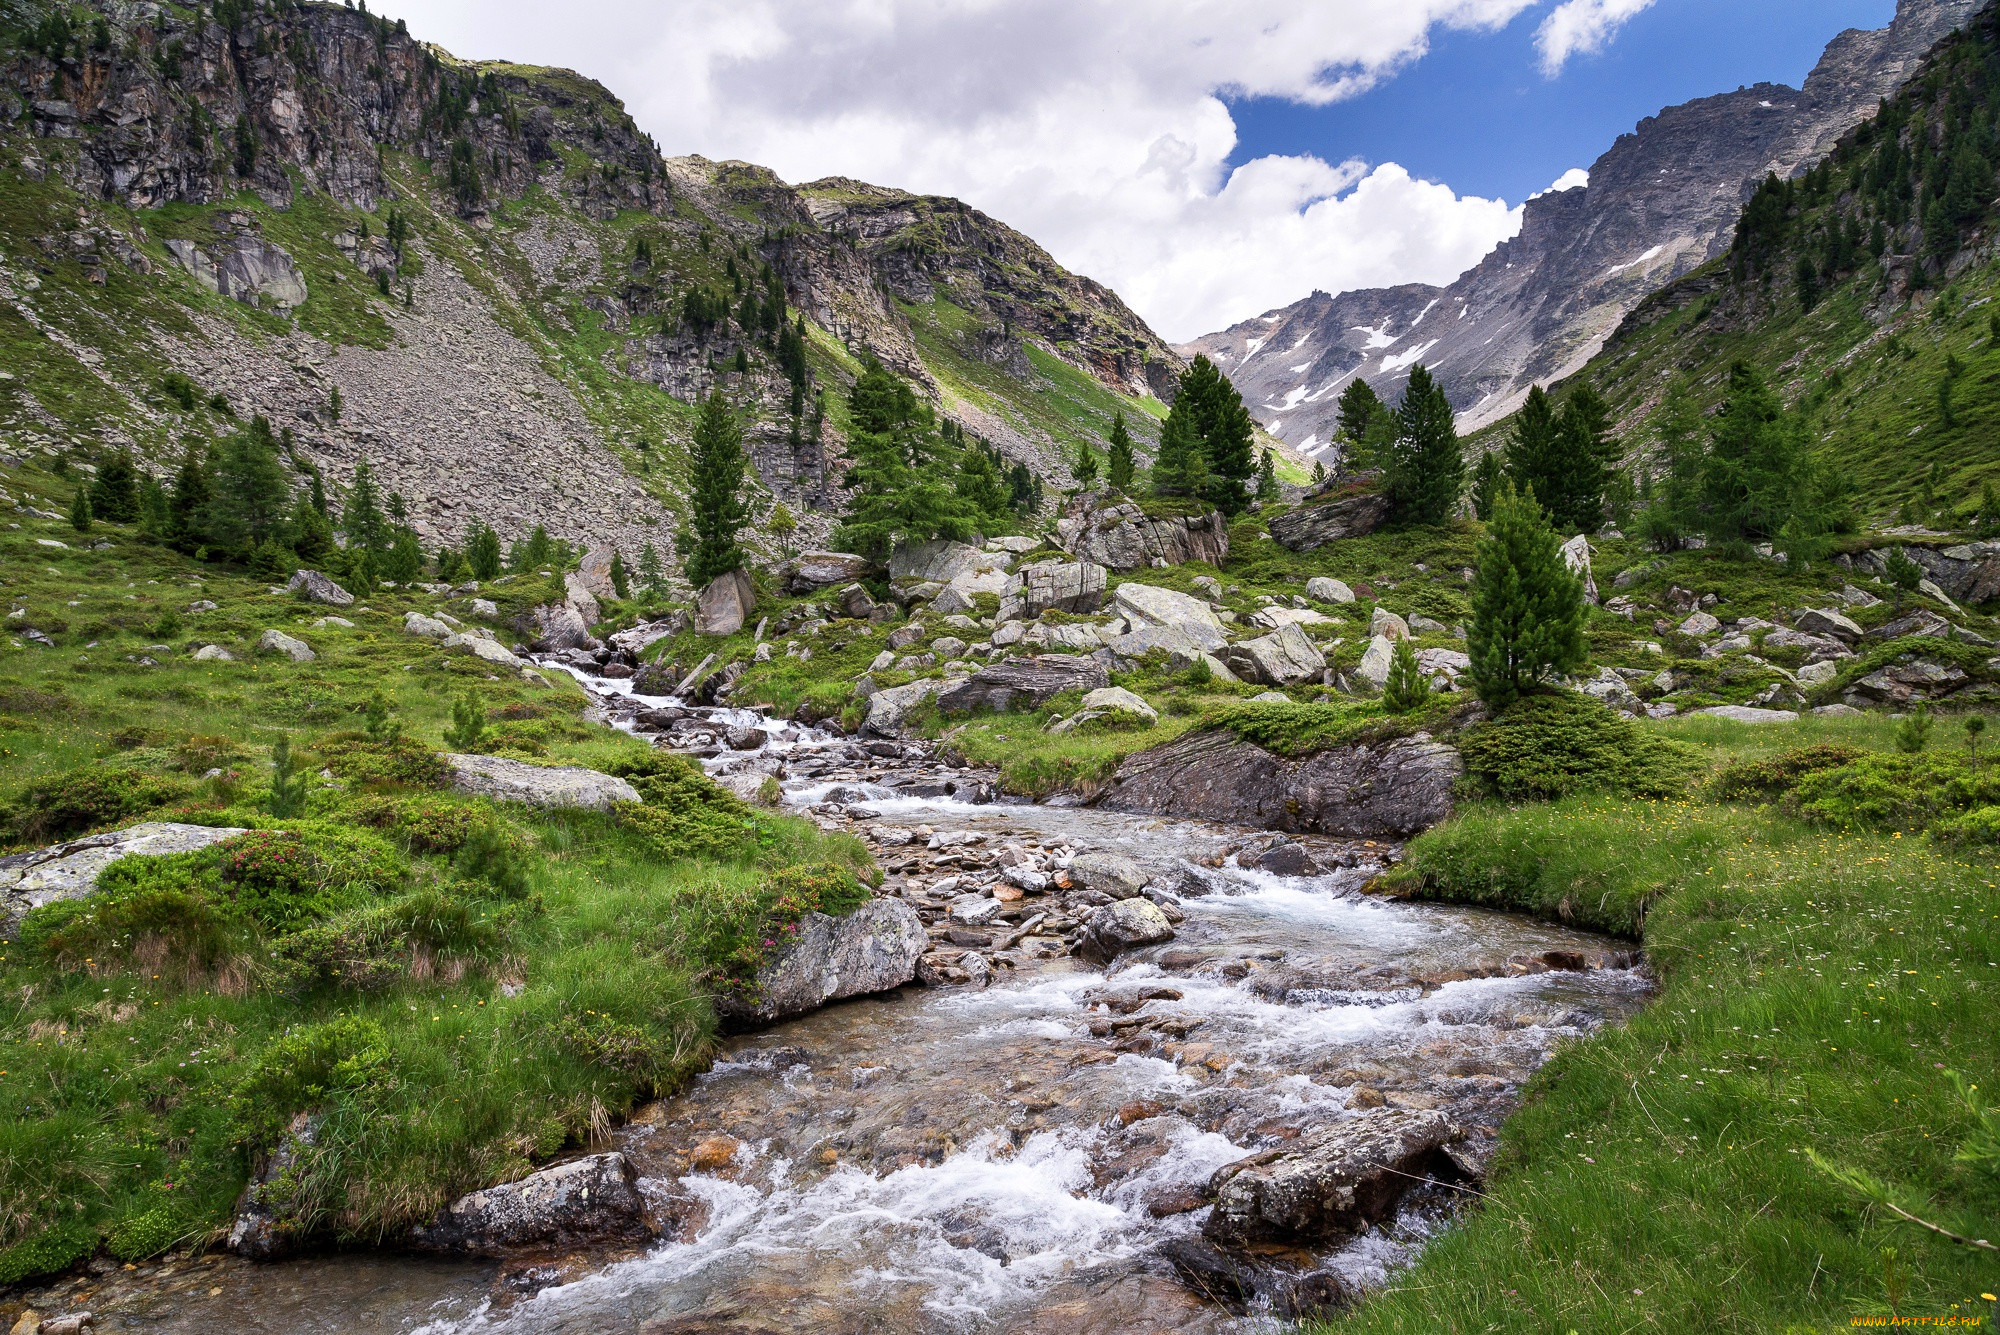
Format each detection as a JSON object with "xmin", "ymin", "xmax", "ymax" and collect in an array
[
  {"xmin": 863, "ymin": 676, "xmax": 967, "ymax": 737},
  {"xmin": 411, "ymin": 1152, "xmax": 654, "ymax": 1256},
  {"xmin": 937, "ymin": 655, "xmax": 1109, "ymax": 714},
  {"xmin": 715, "ymin": 898, "xmax": 927, "ymax": 1030},
  {"xmin": 1267, "ymin": 493, "xmax": 1392, "ymax": 553},
  {"xmin": 1103, "ymin": 728, "xmax": 1461, "ymax": 838},
  {"xmin": 1795, "ymin": 608, "xmax": 1864, "ymax": 642},
  {"xmin": 1227, "ymin": 622, "xmax": 1325, "ymax": 687},
  {"xmin": 787, "ymin": 551, "xmax": 878, "ymax": 593},
  {"xmin": 1112, "ymin": 583, "xmax": 1225, "ymax": 644},
  {"xmin": 287, "ymin": 569, "xmax": 353, "ymax": 606},
  {"xmin": 1204, "ymin": 1109, "xmax": 1460, "ymax": 1247},
  {"xmin": 1002, "ymin": 560, "xmax": 1108, "ymax": 620},
  {"xmin": 258, "ymin": 629, "xmax": 315, "ymax": 662},
  {"xmin": 2, "ymin": 822, "xmax": 249, "ymax": 937},
  {"xmin": 1055, "ymin": 494, "xmax": 1230, "ymax": 571},
  {"xmin": 1305, "ymin": 576, "xmax": 1355, "ymax": 604},
  {"xmin": 446, "ymin": 754, "xmax": 640, "ymax": 810},
  {"xmin": 695, "ymin": 568, "xmax": 757, "ymax": 637},
  {"xmin": 404, "ymin": 611, "xmax": 453, "ymax": 640},
  {"xmin": 890, "ymin": 539, "xmax": 1003, "ymax": 585},
  {"xmin": 527, "ymin": 600, "xmax": 596, "ymax": 652},
  {"xmin": 443, "ymin": 632, "xmax": 525, "ymax": 669}
]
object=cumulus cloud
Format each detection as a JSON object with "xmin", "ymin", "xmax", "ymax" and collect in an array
[
  {"xmin": 1530, "ymin": 167, "xmax": 1592, "ymax": 198},
  {"xmin": 378, "ymin": 0, "xmax": 1547, "ymax": 340},
  {"xmin": 1535, "ymin": 0, "xmax": 1658, "ymax": 76}
]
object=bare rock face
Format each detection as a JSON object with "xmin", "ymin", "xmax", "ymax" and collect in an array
[
  {"xmin": 1203, "ymin": 1109, "xmax": 1461, "ymax": 1247},
  {"xmin": 411, "ymin": 1153, "xmax": 655, "ymax": 1256},
  {"xmin": 1267, "ymin": 494, "xmax": 1392, "ymax": 552},
  {"xmin": 287, "ymin": 569, "xmax": 353, "ymax": 606},
  {"xmin": 1000, "ymin": 561, "xmax": 1108, "ymax": 620},
  {"xmin": 446, "ymin": 754, "xmax": 640, "ymax": 810},
  {"xmin": 1056, "ymin": 493, "xmax": 1229, "ymax": 571},
  {"xmin": 937, "ymin": 655, "xmax": 1109, "ymax": 715},
  {"xmin": 863, "ymin": 676, "xmax": 967, "ymax": 736},
  {"xmin": 1101, "ymin": 729, "xmax": 1462, "ymax": 838},
  {"xmin": 695, "ymin": 569, "xmax": 758, "ymax": 637},
  {"xmin": 889, "ymin": 539, "xmax": 1003, "ymax": 585},
  {"xmin": 1226, "ymin": 622, "xmax": 1326, "ymax": 687},
  {"xmin": 787, "ymin": 551, "xmax": 878, "ymax": 593},
  {"xmin": 1, "ymin": 822, "xmax": 249, "ymax": 937},
  {"xmin": 166, "ymin": 233, "xmax": 308, "ymax": 308},
  {"xmin": 527, "ymin": 600, "xmax": 596, "ymax": 652},
  {"xmin": 715, "ymin": 898, "xmax": 927, "ymax": 1030}
]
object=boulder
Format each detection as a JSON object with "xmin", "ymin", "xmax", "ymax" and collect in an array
[
  {"xmin": 838, "ymin": 583, "xmax": 878, "ymax": 620},
  {"xmin": 1679, "ymin": 611, "xmax": 1721, "ymax": 637},
  {"xmin": 442, "ymin": 633, "xmax": 525, "ymax": 669},
  {"xmin": 1695, "ymin": 706, "xmax": 1800, "ymax": 723},
  {"xmin": 287, "ymin": 569, "xmax": 353, "ymax": 607},
  {"xmin": 1106, "ymin": 623, "xmax": 1224, "ymax": 669},
  {"xmin": 1369, "ymin": 608, "xmax": 1409, "ymax": 641},
  {"xmin": 257, "ymin": 629, "xmax": 315, "ymax": 663},
  {"xmin": 1078, "ymin": 897, "xmax": 1176, "ymax": 962},
  {"xmin": 404, "ymin": 611, "xmax": 453, "ymax": 640},
  {"xmin": 562, "ymin": 572, "xmax": 602, "ymax": 627},
  {"xmin": 890, "ymin": 539, "xmax": 1002, "ymax": 585},
  {"xmin": 1113, "ymin": 583, "xmax": 1225, "ymax": 640},
  {"xmin": 1867, "ymin": 609, "xmax": 1952, "ymax": 640},
  {"xmin": 1102, "ymin": 729, "xmax": 1462, "ymax": 838},
  {"xmin": 695, "ymin": 569, "xmax": 757, "ymax": 637},
  {"xmin": 1002, "ymin": 561, "xmax": 1108, "ymax": 620},
  {"xmin": 1354, "ymin": 635, "xmax": 1396, "ymax": 689},
  {"xmin": 192, "ymin": 644, "xmax": 235, "ymax": 662},
  {"xmin": 937, "ymin": 655, "xmax": 1109, "ymax": 714},
  {"xmin": 1267, "ymin": 493, "xmax": 1392, "ymax": 552},
  {"xmin": 1256, "ymin": 842, "xmax": 1322, "ymax": 877},
  {"xmin": 2, "ymin": 822, "xmax": 249, "ymax": 937},
  {"xmin": 1249, "ymin": 606, "xmax": 1334, "ymax": 631},
  {"xmin": 1559, "ymin": 534, "xmax": 1598, "ymax": 604},
  {"xmin": 1227, "ymin": 622, "xmax": 1326, "ymax": 687},
  {"xmin": 787, "ymin": 551, "xmax": 878, "ymax": 593},
  {"xmin": 1796, "ymin": 660, "xmax": 1841, "ymax": 687},
  {"xmin": 1305, "ymin": 577, "xmax": 1355, "ymax": 604},
  {"xmin": 412, "ymin": 1153, "xmax": 653, "ymax": 1256},
  {"xmin": 863, "ymin": 676, "xmax": 964, "ymax": 736},
  {"xmin": 715, "ymin": 898, "xmax": 926, "ymax": 1029},
  {"xmin": 1068, "ymin": 851, "xmax": 1152, "ymax": 899},
  {"xmin": 1077, "ymin": 686, "xmax": 1158, "ymax": 725},
  {"xmin": 445, "ymin": 754, "xmax": 640, "ymax": 810},
  {"xmin": 1204, "ymin": 1109, "xmax": 1460, "ymax": 1247},
  {"xmin": 1761, "ymin": 628, "xmax": 1849, "ymax": 658},
  {"xmin": 1055, "ymin": 494, "xmax": 1230, "ymax": 571},
  {"xmin": 1795, "ymin": 608, "xmax": 1863, "ymax": 642},
  {"xmin": 167, "ymin": 234, "xmax": 308, "ymax": 308}
]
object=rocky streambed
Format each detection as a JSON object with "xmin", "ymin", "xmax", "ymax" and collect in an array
[{"xmin": 37, "ymin": 669, "xmax": 1652, "ymax": 1334}]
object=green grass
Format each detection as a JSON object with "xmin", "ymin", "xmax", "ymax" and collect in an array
[{"xmin": 1342, "ymin": 715, "xmax": 2000, "ymax": 1333}]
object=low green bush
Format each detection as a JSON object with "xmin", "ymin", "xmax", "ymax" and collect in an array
[
  {"xmin": 349, "ymin": 793, "xmax": 496, "ymax": 854},
  {"xmin": 105, "ymin": 1202, "xmax": 198, "ymax": 1262},
  {"xmin": 605, "ymin": 751, "xmax": 758, "ymax": 863},
  {"xmin": 1203, "ymin": 698, "xmax": 1450, "ymax": 757},
  {"xmin": 314, "ymin": 732, "xmax": 451, "ymax": 788},
  {"xmin": 1711, "ymin": 744, "xmax": 1863, "ymax": 802},
  {"xmin": 229, "ymin": 1015, "xmax": 391, "ymax": 1146},
  {"xmin": 1457, "ymin": 692, "xmax": 1706, "ymax": 801},
  {"xmin": 1790, "ymin": 750, "xmax": 2000, "ymax": 832},
  {"xmin": 1, "ymin": 767, "xmax": 195, "ymax": 846},
  {"xmin": 704, "ymin": 862, "xmax": 874, "ymax": 996},
  {"xmin": 0, "ymin": 1219, "xmax": 96, "ymax": 1285},
  {"xmin": 1930, "ymin": 803, "xmax": 2000, "ymax": 845},
  {"xmin": 214, "ymin": 828, "xmax": 407, "ymax": 930}
]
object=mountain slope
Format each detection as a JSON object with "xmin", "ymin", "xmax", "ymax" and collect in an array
[
  {"xmin": 1179, "ymin": 0, "xmax": 1977, "ymax": 453},
  {"xmin": 0, "ymin": 0, "xmax": 1178, "ymax": 564}
]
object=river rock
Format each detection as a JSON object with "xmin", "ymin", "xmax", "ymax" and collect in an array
[
  {"xmin": 695, "ymin": 569, "xmax": 757, "ymax": 636},
  {"xmin": 716, "ymin": 898, "xmax": 927, "ymax": 1029},
  {"xmin": 257, "ymin": 629, "xmax": 315, "ymax": 662},
  {"xmin": 1305, "ymin": 577, "xmax": 1355, "ymax": 604},
  {"xmin": 411, "ymin": 1153, "xmax": 654, "ymax": 1256},
  {"xmin": 1068, "ymin": 851, "xmax": 1152, "ymax": 899},
  {"xmin": 1204, "ymin": 1109, "xmax": 1460, "ymax": 1246},
  {"xmin": 1227, "ymin": 622, "xmax": 1325, "ymax": 687},
  {"xmin": 1078, "ymin": 897, "xmax": 1175, "ymax": 961},
  {"xmin": 446, "ymin": 754, "xmax": 640, "ymax": 809},
  {"xmin": 948, "ymin": 894, "xmax": 1004, "ymax": 926},
  {"xmin": 1795, "ymin": 607, "xmax": 1863, "ymax": 641},
  {"xmin": 937, "ymin": 655, "xmax": 1108, "ymax": 714},
  {"xmin": 1102, "ymin": 729, "xmax": 1461, "ymax": 837},
  {"xmin": 287, "ymin": 569, "xmax": 353, "ymax": 606},
  {"xmin": 1257, "ymin": 842, "xmax": 1322, "ymax": 877},
  {"xmin": 787, "ymin": 551, "xmax": 878, "ymax": 593},
  {"xmin": 2, "ymin": 822, "xmax": 250, "ymax": 936},
  {"xmin": 1268, "ymin": 493, "xmax": 1393, "ymax": 552},
  {"xmin": 1002, "ymin": 561, "xmax": 1108, "ymax": 620},
  {"xmin": 1055, "ymin": 493, "xmax": 1230, "ymax": 571}
]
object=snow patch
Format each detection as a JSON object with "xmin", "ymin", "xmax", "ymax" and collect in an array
[
  {"xmin": 1351, "ymin": 323, "xmax": 1398, "ymax": 350},
  {"xmin": 1605, "ymin": 244, "xmax": 1664, "ymax": 276},
  {"xmin": 1378, "ymin": 339, "xmax": 1439, "ymax": 375},
  {"xmin": 1408, "ymin": 298, "xmax": 1441, "ymax": 329}
]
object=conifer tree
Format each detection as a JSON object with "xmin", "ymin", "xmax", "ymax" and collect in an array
[
  {"xmin": 384, "ymin": 526, "xmax": 423, "ymax": 584},
  {"xmin": 340, "ymin": 458, "xmax": 390, "ymax": 555},
  {"xmin": 1387, "ymin": 365, "xmax": 1464, "ymax": 525},
  {"xmin": 1381, "ymin": 638, "xmax": 1433, "ymax": 714},
  {"xmin": 1106, "ymin": 411, "xmax": 1136, "ymax": 493},
  {"xmin": 466, "ymin": 520, "xmax": 502, "ymax": 581},
  {"xmin": 676, "ymin": 390, "xmax": 751, "ymax": 587},
  {"xmin": 1471, "ymin": 449, "xmax": 1506, "ymax": 521},
  {"xmin": 207, "ymin": 415, "xmax": 291, "ymax": 555},
  {"xmin": 1547, "ymin": 385, "xmax": 1617, "ymax": 533},
  {"xmin": 1072, "ymin": 440, "xmax": 1099, "ymax": 488},
  {"xmin": 1182, "ymin": 355, "xmax": 1257, "ymax": 515},
  {"xmin": 1467, "ymin": 481, "xmax": 1588, "ymax": 711},
  {"xmin": 1506, "ymin": 384, "xmax": 1559, "ymax": 507},
  {"xmin": 167, "ymin": 441, "xmax": 211, "ymax": 553},
  {"xmin": 69, "ymin": 484, "xmax": 92, "ymax": 533},
  {"xmin": 1335, "ymin": 379, "xmax": 1385, "ymax": 459},
  {"xmin": 955, "ymin": 444, "xmax": 1015, "ymax": 532},
  {"xmin": 88, "ymin": 448, "xmax": 139, "ymax": 522},
  {"xmin": 608, "ymin": 549, "xmax": 630, "ymax": 599},
  {"xmin": 638, "ymin": 541, "xmax": 668, "ymax": 597},
  {"xmin": 834, "ymin": 361, "xmax": 978, "ymax": 560},
  {"xmin": 1150, "ymin": 405, "xmax": 1208, "ymax": 499},
  {"xmin": 1255, "ymin": 449, "xmax": 1279, "ymax": 503}
]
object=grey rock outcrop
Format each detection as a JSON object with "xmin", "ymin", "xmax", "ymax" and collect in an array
[
  {"xmin": 937, "ymin": 655, "xmax": 1109, "ymax": 714},
  {"xmin": 890, "ymin": 539, "xmax": 1001, "ymax": 585},
  {"xmin": 715, "ymin": 898, "xmax": 926, "ymax": 1029},
  {"xmin": 526, "ymin": 600, "xmax": 596, "ymax": 652},
  {"xmin": 695, "ymin": 569, "xmax": 757, "ymax": 637},
  {"xmin": 1204, "ymin": 1109, "xmax": 1461, "ymax": 1247},
  {"xmin": 2, "ymin": 822, "xmax": 249, "ymax": 937},
  {"xmin": 1055, "ymin": 493, "xmax": 1229, "ymax": 571},
  {"xmin": 863, "ymin": 676, "xmax": 965, "ymax": 736},
  {"xmin": 1102, "ymin": 729, "xmax": 1462, "ymax": 838},
  {"xmin": 1795, "ymin": 607, "xmax": 1864, "ymax": 641},
  {"xmin": 1267, "ymin": 494, "xmax": 1392, "ymax": 552},
  {"xmin": 1305, "ymin": 576, "xmax": 1355, "ymax": 604},
  {"xmin": 404, "ymin": 611, "xmax": 454, "ymax": 640},
  {"xmin": 445, "ymin": 754, "xmax": 640, "ymax": 810},
  {"xmin": 287, "ymin": 569, "xmax": 353, "ymax": 607},
  {"xmin": 1112, "ymin": 583, "xmax": 1226, "ymax": 645},
  {"xmin": 1067, "ymin": 851, "xmax": 1152, "ymax": 899},
  {"xmin": 411, "ymin": 1153, "xmax": 654, "ymax": 1256},
  {"xmin": 787, "ymin": 551, "xmax": 879, "ymax": 592},
  {"xmin": 1226, "ymin": 622, "xmax": 1326, "ymax": 686},
  {"xmin": 258, "ymin": 629, "xmax": 315, "ymax": 662},
  {"xmin": 166, "ymin": 234, "xmax": 308, "ymax": 308},
  {"xmin": 1001, "ymin": 561, "xmax": 1108, "ymax": 620}
]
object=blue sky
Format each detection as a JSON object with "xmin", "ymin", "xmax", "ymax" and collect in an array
[{"xmin": 1227, "ymin": 0, "xmax": 1898, "ymax": 205}]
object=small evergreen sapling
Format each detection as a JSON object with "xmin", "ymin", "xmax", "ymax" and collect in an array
[
  {"xmin": 638, "ymin": 541, "xmax": 668, "ymax": 598},
  {"xmin": 1381, "ymin": 639, "xmax": 1432, "ymax": 714},
  {"xmin": 466, "ymin": 521, "xmax": 502, "ymax": 581},
  {"xmin": 362, "ymin": 691, "xmax": 402, "ymax": 743},
  {"xmin": 267, "ymin": 736, "xmax": 308, "ymax": 818},
  {"xmin": 768, "ymin": 503, "xmax": 798, "ymax": 559},
  {"xmin": 69, "ymin": 485, "xmax": 92, "ymax": 533},
  {"xmin": 445, "ymin": 691, "xmax": 489, "ymax": 752},
  {"xmin": 1885, "ymin": 546, "xmax": 1924, "ymax": 610},
  {"xmin": 1071, "ymin": 441, "xmax": 1099, "ymax": 488},
  {"xmin": 1895, "ymin": 705, "xmax": 1934, "ymax": 755},
  {"xmin": 1106, "ymin": 412, "xmax": 1136, "ymax": 493},
  {"xmin": 608, "ymin": 549, "xmax": 630, "ymax": 599},
  {"xmin": 1964, "ymin": 714, "xmax": 1986, "ymax": 760},
  {"xmin": 1255, "ymin": 449, "xmax": 1279, "ymax": 503}
]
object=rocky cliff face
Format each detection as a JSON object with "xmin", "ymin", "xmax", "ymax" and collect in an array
[
  {"xmin": 1179, "ymin": 0, "xmax": 1978, "ymax": 450},
  {"xmin": 0, "ymin": 0, "xmax": 1174, "ymax": 566}
]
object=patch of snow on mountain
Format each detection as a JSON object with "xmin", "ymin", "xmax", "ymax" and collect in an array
[
  {"xmin": 1352, "ymin": 323, "xmax": 1398, "ymax": 350},
  {"xmin": 1379, "ymin": 339, "xmax": 1440, "ymax": 375}
]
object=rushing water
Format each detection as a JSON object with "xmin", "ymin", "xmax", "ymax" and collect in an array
[{"xmin": 59, "ymin": 675, "xmax": 1651, "ymax": 1334}]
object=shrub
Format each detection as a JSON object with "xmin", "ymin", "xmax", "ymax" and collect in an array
[
  {"xmin": 1711, "ymin": 745, "xmax": 1863, "ymax": 802},
  {"xmin": 1457, "ymin": 692, "xmax": 1706, "ymax": 801},
  {"xmin": 1, "ymin": 768, "xmax": 195, "ymax": 846},
  {"xmin": 229, "ymin": 1016, "xmax": 390, "ymax": 1146},
  {"xmin": 314, "ymin": 733, "xmax": 450, "ymax": 788},
  {"xmin": 0, "ymin": 1219, "xmax": 96, "ymax": 1284},
  {"xmin": 22, "ymin": 876, "xmax": 234, "ymax": 977},
  {"xmin": 1791, "ymin": 751, "xmax": 2000, "ymax": 833},
  {"xmin": 215, "ymin": 828, "xmax": 407, "ymax": 930},
  {"xmin": 1205, "ymin": 699, "xmax": 1444, "ymax": 758},
  {"xmin": 1930, "ymin": 804, "xmax": 2000, "ymax": 846},
  {"xmin": 106, "ymin": 1202, "xmax": 198, "ymax": 1261},
  {"xmin": 1382, "ymin": 639, "xmax": 1432, "ymax": 714},
  {"xmin": 350, "ymin": 795, "xmax": 495, "ymax": 854},
  {"xmin": 451, "ymin": 824, "xmax": 530, "ymax": 897},
  {"xmin": 605, "ymin": 752, "xmax": 757, "ymax": 863},
  {"xmin": 172, "ymin": 733, "xmax": 248, "ymax": 773}
]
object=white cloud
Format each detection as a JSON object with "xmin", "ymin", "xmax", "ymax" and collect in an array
[
  {"xmin": 1535, "ymin": 0, "xmax": 1657, "ymax": 76},
  {"xmin": 377, "ymin": 0, "xmax": 1545, "ymax": 341},
  {"xmin": 1530, "ymin": 167, "xmax": 1591, "ymax": 198}
]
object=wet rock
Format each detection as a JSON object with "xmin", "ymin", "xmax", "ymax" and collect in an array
[
  {"xmin": 1078, "ymin": 897, "xmax": 1176, "ymax": 961},
  {"xmin": 412, "ymin": 1153, "xmax": 654, "ymax": 1256},
  {"xmin": 936, "ymin": 655, "xmax": 1108, "ymax": 714},
  {"xmin": 446, "ymin": 754, "xmax": 641, "ymax": 810},
  {"xmin": 1305, "ymin": 576, "xmax": 1355, "ymax": 604},
  {"xmin": 1268, "ymin": 492, "xmax": 1392, "ymax": 552},
  {"xmin": 1204, "ymin": 1108, "xmax": 1460, "ymax": 1246},
  {"xmin": 1068, "ymin": 851, "xmax": 1151, "ymax": 899},
  {"xmin": 726, "ymin": 726, "xmax": 768, "ymax": 751},
  {"xmin": 257, "ymin": 629, "xmax": 315, "ymax": 662},
  {"xmin": 1256, "ymin": 842, "xmax": 1322, "ymax": 877},
  {"xmin": 1158, "ymin": 1236, "xmax": 1256, "ymax": 1305},
  {"xmin": 948, "ymin": 895, "xmax": 1004, "ymax": 926},
  {"xmin": 716, "ymin": 898, "xmax": 926, "ymax": 1029},
  {"xmin": 287, "ymin": 568, "xmax": 353, "ymax": 606},
  {"xmin": 1102, "ymin": 728, "xmax": 1461, "ymax": 838},
  {"xmin": 2, "ymin": 822, "xmax": 249, "ymax": 937},
  {"xmin": 695, "ymin": 569, "xmax": 757, "ymax": 637}
]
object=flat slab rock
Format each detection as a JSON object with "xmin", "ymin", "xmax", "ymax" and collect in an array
[
  {"xmin": 1204, "ymin": 1108, "xmax": 1462, "ymax": 1247},
  {"xmin": 1100, "ymin": 728, "xmax": 1461, "ymax": 838},
  {"xmin": 411, "ymin": 1152, "xmax": 654, "ymax": 1257},
  {"xmin": 446, "ymin": 754, "xmax": 640, "ymax": 810},
  {"xmin": 716, "ymin": 898, "xmax": 927, "ymax": 1030},
  {"xmin": 2, "ymin": 822, "xmax": 248, "ymax": 936},
  {"xmin": 937, "ymin": 655, "xmax": 1109, "ymax": 715}
]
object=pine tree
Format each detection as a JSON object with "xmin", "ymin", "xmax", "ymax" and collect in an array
[
  {"xmin": 1255, "ymin": 449, "xmax": 1279, "ymax": 503},
  {"xmin": 328, "ymin": 384, "xmax": 342, "ymax": 421},
  {"xmin": 1071, "ymin": 440, "xmax": 1099, "ymax": 488},
  {"xmin": 638, "ymin": 541, "xmax": 668, "ymax": 597},
  {"xmin": 69, "ymin": 484, "xmax": 92, "ymax": 533},
  {"xmin": 206, "ymin": 416, "xmax": 292, "ymax": 555},
  {"xmin": 1466, "ymin": 481, "xmax": 1587, "ymax": 711},
  {"xmin": 767, "ymin": 503, "xmax": 798, "ymax": 560},
  {"xmin": 290, "ymin": 494, "xmax": 336, "ymax": 565},
  {"xmin": 267, "ymin": 736, "xmax": 308, "ymax": 818},
  {"xmin": 444, "ymin": 689, "xmax": 488, "ymax": 752},
  {"xmin": 1700, "ymin": 362, "xmax": 1806, "ymax": 549},
  {"xmin": 833, "ymin": 361, "xmax": 978, "ymax": 560},
  {"xmin": 955, "ymin": 444, "xmax": 1015, "ymax": 532},
  {"xmin": 340, "ymin": 458, "xmax": 390, "ymax": 555},
  {"xmin": 1381, "ymin": 638, "xmax": 1433, "ymax": 714},
  {"xmin": 607, "ymin": 549, "xmax": 630, "ymax": 598},
  {"xmin": 466, "ymin": 520, "xmax": 502, "ymax": 581},
  {"xmin": 1471, "ymin": 449, "xmax": 1506, "ymax": 521},
  {"xmin": 167, "ymin": 442, "xmax": 211, "ymax": 553},
  {"xmin": 1546, "ymin": 385, "xmax": 1617, "ymax": 533},
  {"xmin": 1387, "ymin": 365, "xmax": 1464, "ymax": 525},
  {"xmin": 88, "ymin": 448, "xmax": 139, "ymax": 522},
  {"xmin": 1150, "ymin": 404, "xmax": 1208, "ymax": 499},
  {"xmin": 1106, "ymin": 412, "xmax": 1136, "ymax": 493},
  {"xmin": 384, "ymin": 526, "xmax": 423, "ymax": 584},
  {"xmin": 1335, "ymin": 379, "xmax": 1385, "ymax": 464},
  {"xmin": 1180, "ymin": 355, "xmax": 1257, "ymax": 515},
  {"xmin": 676, "ymin": 390, "xmax": 751, "ymax": 587},
  {"xmin": 1506, "ymin": 385, "xmax": 1559, "ymax": 508}
]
